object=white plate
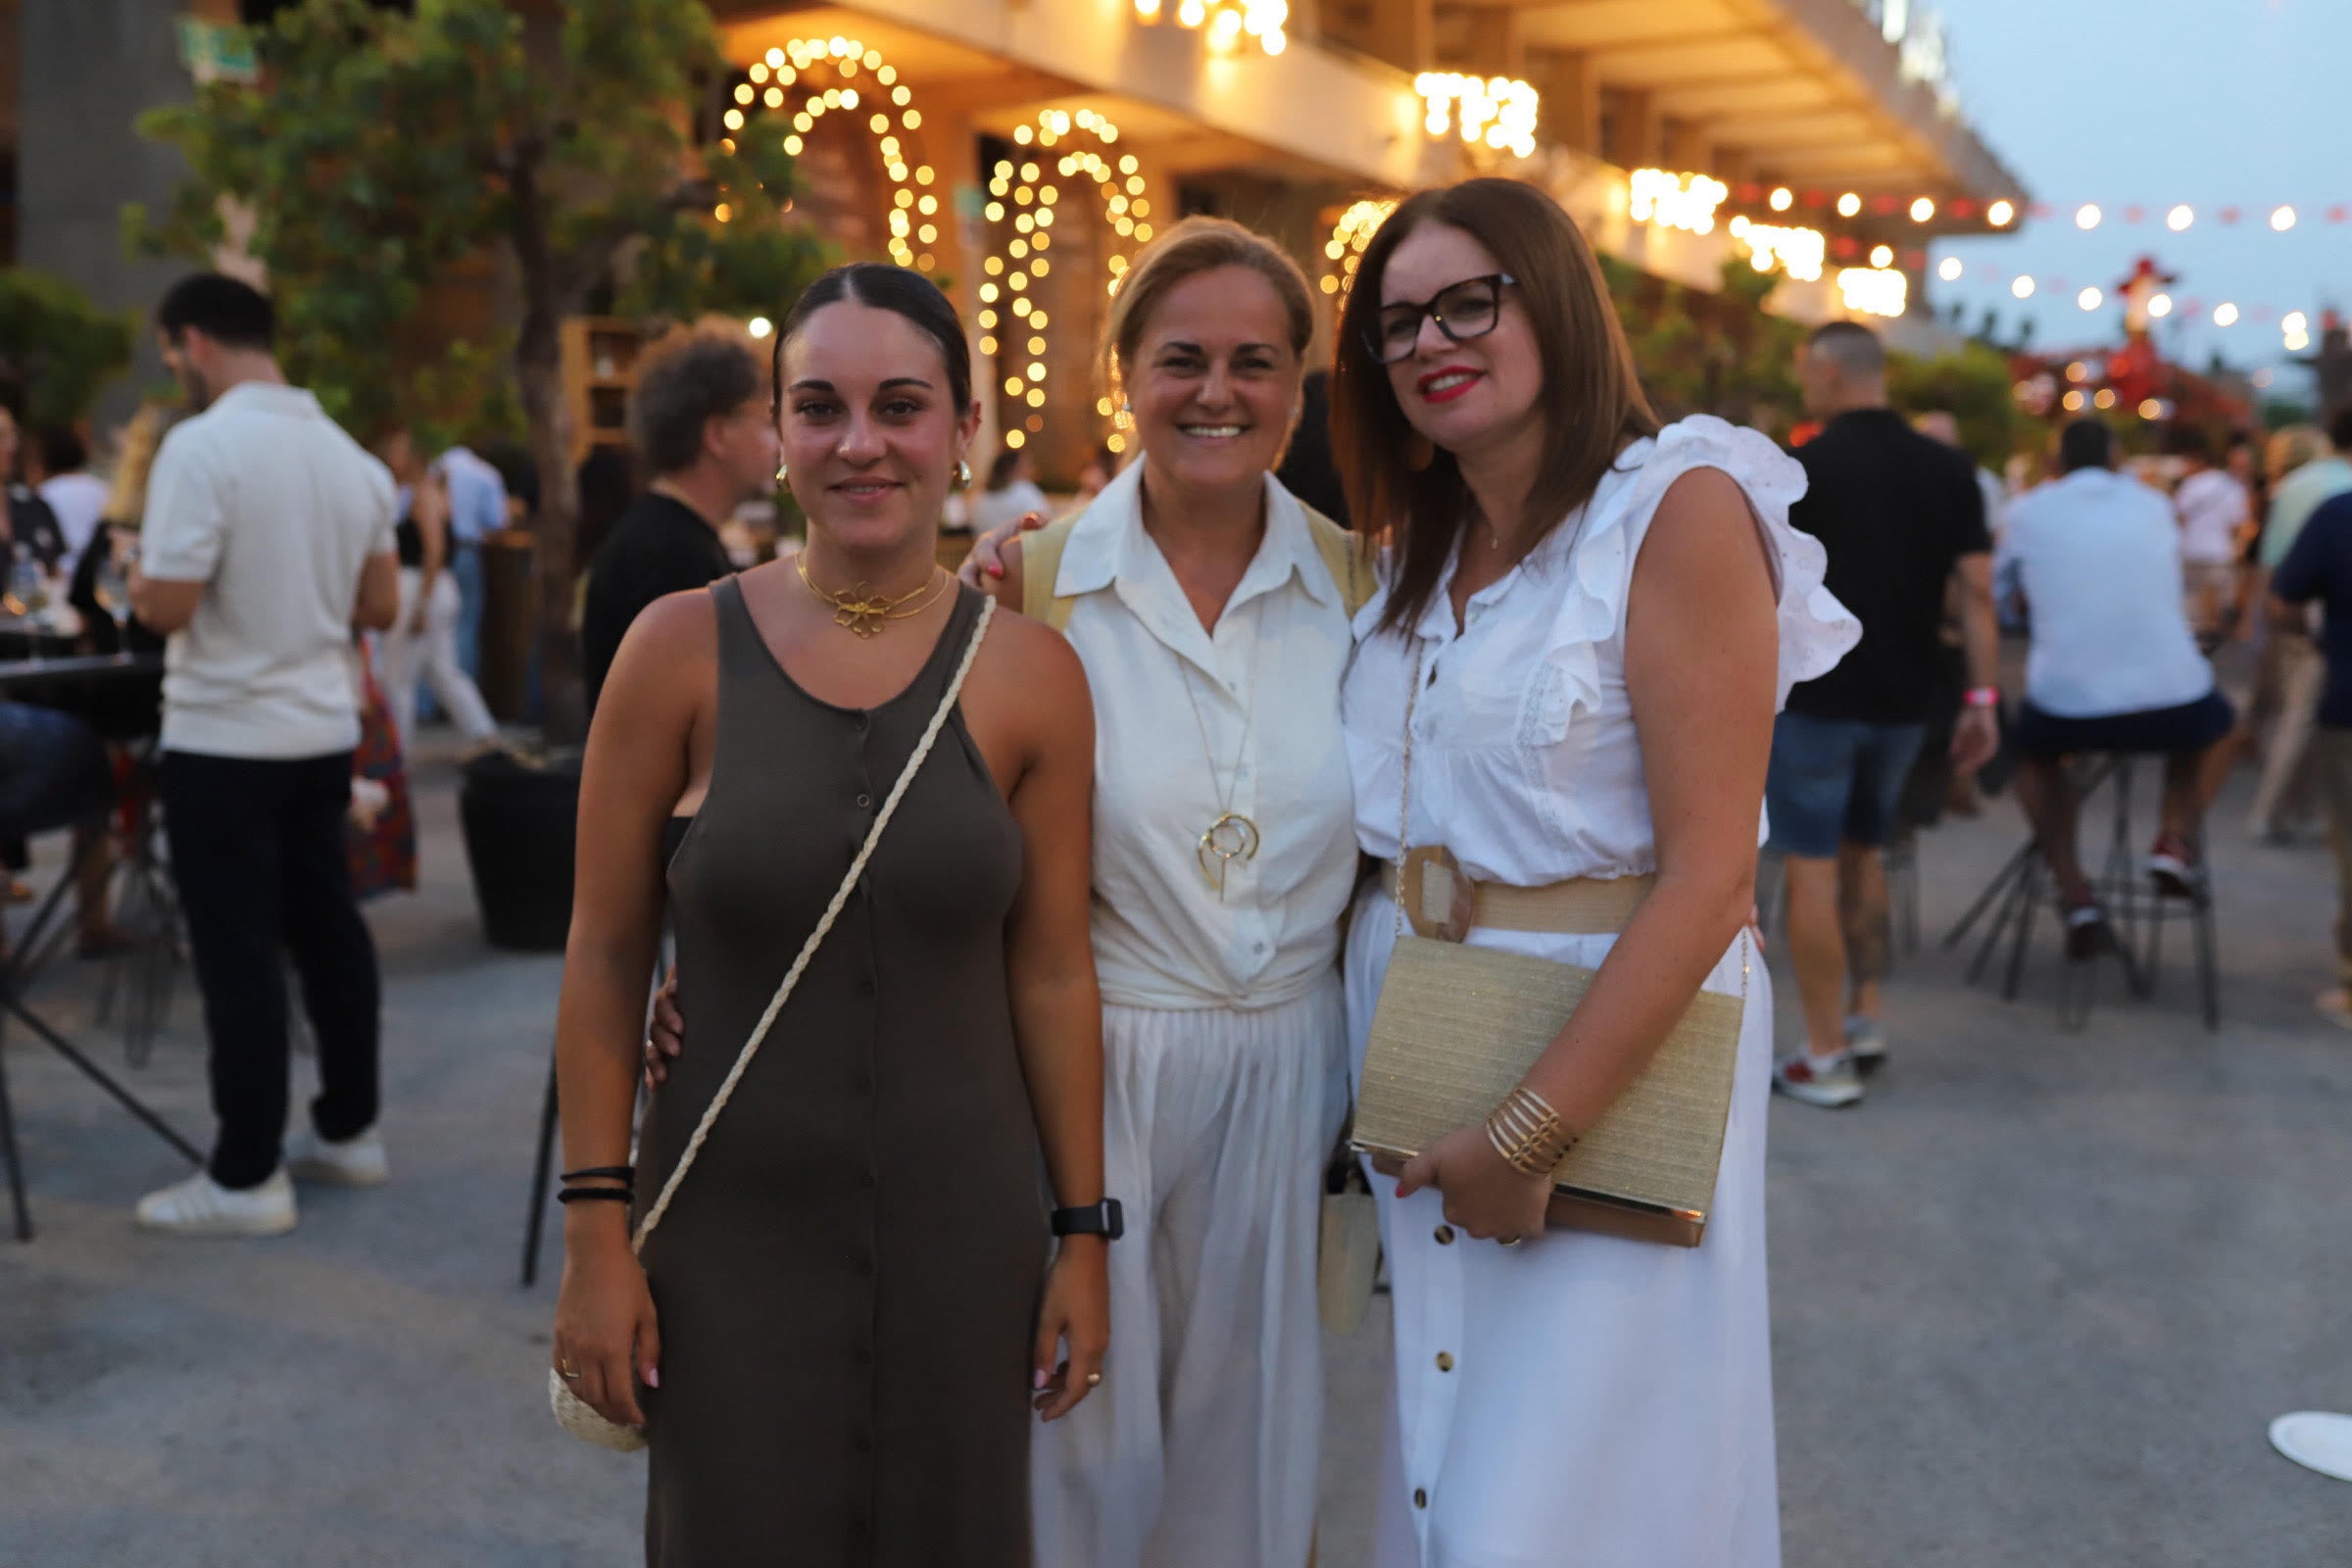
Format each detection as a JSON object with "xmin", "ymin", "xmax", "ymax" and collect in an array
[{"xmin": 2269, "ymin": 1411, "xmax": 2352, "ymax": 1482}]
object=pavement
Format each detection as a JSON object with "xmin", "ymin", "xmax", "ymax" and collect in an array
[{"xmin": 3, "ymin": 739, "xmax": 2350, "ymax": 1566}]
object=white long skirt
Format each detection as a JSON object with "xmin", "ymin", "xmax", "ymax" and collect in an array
[
  {"xmin": 1344, "ymin": 893, "xmax": 1781, "ymax": 1568},
  {"xmin": 1031, "ymin": 974, "xmax": 1349, "ymax": 1568}
]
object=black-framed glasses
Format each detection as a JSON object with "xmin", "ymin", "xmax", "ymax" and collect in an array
[{"xmin": 1365, "ymin": 272, "xmax": 1517, "ymax": 365}]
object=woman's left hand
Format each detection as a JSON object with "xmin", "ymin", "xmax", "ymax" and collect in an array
[
  {"xmin": 1396, "ymin": 1122, "xmax": 1552, "ymax": 1244},
  {"xmin": 1031, "ymin": 1237, "xmax": 1110, "ymax": 1421}
]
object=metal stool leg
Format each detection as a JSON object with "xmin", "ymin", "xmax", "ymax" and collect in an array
[
  {"xmin": 0, "ymin": 1031, "xmax": 31, "ymax": 1242},
  {"xmin": 1, "ymin": 997, "xmax": 203, "ymax": 1165},
  {"xmin": 1947, "ymin": 841, "xmax": 2034, "ymax": 951},
  {"xmin": 2003, "ymin": 853, "xmax": 2043, "ymax": 1002},
  {"xmin": 1969, "ymin": 846, "xmax": 2032, "ymax": 986},
  {"xmin": 520, "ymin": 1050, "xmax": 561, "ymax": 1288},
  {"xmin": 2193, "ymin": 880, "xmax": 2222, "ymax": 1031}
]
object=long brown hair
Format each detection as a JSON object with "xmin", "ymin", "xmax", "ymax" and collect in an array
[{"xmin": 1332, "ymin": 178, "xmax": 1658, "ymax": 633}]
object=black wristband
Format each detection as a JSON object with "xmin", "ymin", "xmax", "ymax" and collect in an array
[
  {"xmin": 561, "ymin": 1164, "xmax": 635, "ymax": 1184},
  {"xmin": 1050, "ymin": 1199, "xmax": 1124, "ymax": 1241},
  {"xmin": 557, "ymin": 1187, "xmax": 634, "ymax": 1204}
]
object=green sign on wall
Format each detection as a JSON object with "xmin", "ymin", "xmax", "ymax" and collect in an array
[{"xmin": 177, "ymin": 18, "xmax": 260, "ymax": 86}]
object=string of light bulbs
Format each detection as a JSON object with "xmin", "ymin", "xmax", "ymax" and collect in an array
[
  {"xmin": 725, "ymin": 37, "xmax": 939, "ymax": 273},
  {"xmin": 1321, "ymin": 199, "xmax": 1397, "ymax": 300},
  {"xmin": 1933, "ymin": 257, "xmax": 2328, "ymax": 352},
  {"xmin": 1128, "ymin": 0, "xmax": 1288, "ymax": 56},
  {"xmin": 980, "ymin": 110, "xmax": 1159, "ymax": 454}
]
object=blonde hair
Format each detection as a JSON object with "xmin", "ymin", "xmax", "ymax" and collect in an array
[
  {"xmin": 2268, "ymin": 424, "xmax": 2326, "ymax": 480},
  {"xmin": 1097, "ymin": 216, "xmax": 1315, "ymax": 403},
  {"xmin": 103, "ymin": 404, "xmax": 186, "ymax": 528}
]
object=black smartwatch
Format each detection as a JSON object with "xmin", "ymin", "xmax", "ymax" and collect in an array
[{"xmin": 1050, "ymin": 1199, "xmax": 1124, "ymax": 1241}]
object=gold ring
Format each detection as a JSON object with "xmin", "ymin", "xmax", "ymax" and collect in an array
[
  {"xmin": 1497, "ymin": 1236, "xmax": 1523, "ymax": 1248},
  {"xmin": 558, "ymin": 1359, "xmax": 581, "ymax": 1380},
  {"xmin": 1086, "ymin": 1372, "xmax": 1102, "ymax": 1388}
]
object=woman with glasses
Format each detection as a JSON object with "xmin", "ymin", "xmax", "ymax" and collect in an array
[{"xmin": 1333, "ymin": 179, "xmax": 1855, "ymax": 1565}]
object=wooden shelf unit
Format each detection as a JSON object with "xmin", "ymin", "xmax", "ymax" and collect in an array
[{"xmin": 560, "ymin": 317, "xmax": 642, "ymax": 469}]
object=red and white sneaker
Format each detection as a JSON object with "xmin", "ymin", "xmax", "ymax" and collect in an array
[
  {"xmin": 1773, "ymin": 1052, "xmax": 1864, "ymax": 1108},
  {"xmin": 2148, "ymin": 834, "xmax": 2203, "ymax": 899}
]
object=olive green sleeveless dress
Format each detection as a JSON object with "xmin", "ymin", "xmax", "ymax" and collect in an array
[{"xmin": 639, "ymin": 577, "xmax": 1043, "ymax": 1565}]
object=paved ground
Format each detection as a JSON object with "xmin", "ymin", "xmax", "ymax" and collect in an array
[{"xmin": 3, "ymin": 740, "xmax": 2349, "ymax": 1566}]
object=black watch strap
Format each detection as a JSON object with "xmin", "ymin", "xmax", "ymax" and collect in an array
[{"xmin": 1050, "ymin": 1199, "xmax": 1124, "ymax": 1241}]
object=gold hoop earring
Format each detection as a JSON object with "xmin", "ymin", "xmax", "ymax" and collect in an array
[
  {"xmin": 775, "ymin": 461, "xmax": 788, "ymax": 483},
  {"xmin": 955, "ymin": 459, "xmax": 972, "ymax": 489}
]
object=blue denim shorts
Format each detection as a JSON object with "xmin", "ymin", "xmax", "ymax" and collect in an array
[
  {"xmin": 1765, "ymin": 711, "xmax": 1928, "ymax": 858},
  {"xmin": 0, "ymin": 701, "xmax": 112, "ymax": 838}
]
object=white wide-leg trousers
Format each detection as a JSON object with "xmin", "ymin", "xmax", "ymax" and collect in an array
[{"xmin": 1031, "ymin": 974, "xmax": 1348, "ymax": 1568}]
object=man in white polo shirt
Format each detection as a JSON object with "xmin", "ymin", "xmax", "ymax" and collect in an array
[
  {"xmin": 1996, "ymin": 416, "xmax": 2234, "ymax": 959},
  {"xmin": 128, "ymin": 273, "xmax": 403, "ymax": 1236}
]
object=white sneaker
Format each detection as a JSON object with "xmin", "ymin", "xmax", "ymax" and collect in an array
[
  {"xmin": 135, "ymin": 1168, "xmax": 297, "ymax": 1237},
  {"xmin": 284, "ymin": 1124, "xmax": 390, "ymax": 1188},
  {"xmin": 1844, "ymin": 1015, "xmax": 1889, "ymax": 1076},
  {"xmin": 1773, "ymin": 1052, "xmax": 1865, "ymax": 1108}
]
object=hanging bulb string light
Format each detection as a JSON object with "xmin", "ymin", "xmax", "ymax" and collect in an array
[
  {"xmin": 981, "ymin": 110, "xmax": 1159, "ymax": 454},
  {"xmin": 738, "ymin": 38, "xmax": 940, "ymax": 272}
]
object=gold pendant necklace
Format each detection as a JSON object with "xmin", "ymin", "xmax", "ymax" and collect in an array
[
  {"xmin": 796, "ymin": 556, "xmax": 950, "ymax": 639},
  {"xmin": 1178, "ymin": 600, "xmax": 1267, "ymax": 901}
]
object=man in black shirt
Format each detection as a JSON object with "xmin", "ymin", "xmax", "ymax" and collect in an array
[
  {"xmin": 1769, "ymin": 321, "xmax": 1999, "ymax": 1107},
  {"xmin": 2271, "ymin": 487, "xmax": 2352, "ymax": 1027},
  {"xmin": 580, "ymin": 331, "xmax": 777, "ymax": 710}
]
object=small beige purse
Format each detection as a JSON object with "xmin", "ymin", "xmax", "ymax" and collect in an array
[
  {"xmin": 550, "ymin": 599, "xmax": 997, "ymax": 1450},
  {"xmin": 1350, "ymin": 645, "xmax": 1747, "ymax": 1249}
]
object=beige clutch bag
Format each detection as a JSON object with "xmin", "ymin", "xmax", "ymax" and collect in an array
[{"xmin": 1351, "ymin": 930, "xmax": 1746, "ymax": 1249}]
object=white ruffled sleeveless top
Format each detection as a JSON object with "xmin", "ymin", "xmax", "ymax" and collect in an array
[{"xmin": 1344, "ymin": 415, "xmax": 1860, "ymax": 884}]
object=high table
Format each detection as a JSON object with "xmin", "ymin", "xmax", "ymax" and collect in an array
[
  {"xmin": 0, "ymin": 653, "xmax": 166, "ymax": 743},
  {"xmin": 0, "ymin": 651, "xmax": 198, "ymax": 1238}
]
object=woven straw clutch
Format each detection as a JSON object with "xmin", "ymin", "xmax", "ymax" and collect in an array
[{"xmin": 1352, "ymin": 934, "xmax": 1743, "ymax": 1248}]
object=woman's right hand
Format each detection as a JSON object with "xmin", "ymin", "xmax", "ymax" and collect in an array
[
  {"xmin": 644, "ymin": 970, "xmax": 684, "ymax": 1088},
  {"xmin": 956, "ymin": 511, "xmax": 1050, "ymax": 587},
  {"xmin": 553, "ymin": 1225, "xmax": 661, "ymax": 1429}
]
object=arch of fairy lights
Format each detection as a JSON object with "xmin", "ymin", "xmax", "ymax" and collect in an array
[
  {"xmin": 978, "ymin": 108, "xmax": 1160, "ymax": 453},
  {"xmin": 1321, "ymin": 198, "xmax": 1397, "ymax": 301},
  {"xmin": 721, "ymin": 36, "xmax": 940, "ymax": 272}
]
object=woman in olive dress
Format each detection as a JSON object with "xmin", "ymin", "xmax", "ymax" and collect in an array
[{"xmin": 552, "ymin": 264, "xmax": 1111, "ymax": 1566}]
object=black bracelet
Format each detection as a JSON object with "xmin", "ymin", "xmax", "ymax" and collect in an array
[
  {"xmin": 557, "ymin": 1187, "xmax": 634, "ymax": 1204},
  {"xmin": 561, "ymin": 1164, "xmax": 635, "ymax": 1184}
]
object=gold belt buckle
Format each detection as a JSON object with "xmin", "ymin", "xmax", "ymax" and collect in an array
[{"xmin": 1398, "ymin": 846, "xmax": 1475, "ymax": 943}]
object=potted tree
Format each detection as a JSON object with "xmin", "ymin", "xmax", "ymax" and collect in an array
[{"xmin": 132, "ymin": 0, "xmax": 825, "ymax": 949}]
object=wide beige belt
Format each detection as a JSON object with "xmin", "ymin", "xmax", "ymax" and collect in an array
[{"xmin": 1382, "ymin": 849, "xmax": 1655, "ymax": 941}]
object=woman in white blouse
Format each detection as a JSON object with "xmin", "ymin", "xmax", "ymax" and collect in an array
[
  {"xmin": 1329, "ymin": 179, "xmax": 1857, "ymax": 1566},
  {"xmin": 651, "ymin": 216, "xmax": 1363, "ymax": 1568},
  {"xmin": 998, "ymin": 216, "xmax": 1364, "ymax": 1568}
]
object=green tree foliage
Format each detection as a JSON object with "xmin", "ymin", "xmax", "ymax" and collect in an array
[
  {"xmin": 131, "ymin": 0, "xmax": 827, "ymax": 734},
  {"xmin": 1887, "ymin": 342, "xmax": 2023, "ymax": 469},
  {"xmin": 0, "ymin": 270, "xmax": 136, "ymax": 428},
  {"xmin": 1601, "ymin": 256, "xmax": 1810, "ymax": 438}
]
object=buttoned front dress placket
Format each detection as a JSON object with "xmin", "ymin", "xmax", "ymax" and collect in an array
[
  {"xmin": 1028, "ymin": 463, "xmax": 1357, "ymax": 1568},
  {"xmin": 647, "ymin": 581, "xmax": 1040, "ymax": 1567},
  {"xmin": 1340, "ymin": 418, "xmax": 1862, "ymax": 1568}
]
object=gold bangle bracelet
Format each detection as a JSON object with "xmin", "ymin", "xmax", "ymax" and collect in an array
[{"xmin": 1484, "ymin": 1086, "xmax": 1571, "ymax": 1179}]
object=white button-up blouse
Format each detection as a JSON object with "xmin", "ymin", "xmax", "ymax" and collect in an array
[
  {"xmin": 1051, "ymin": 460, "xmax": 1360, "ymax": 1010},
  {"xmin": 1343, "ymin": 416, "xmax": 1861, "ymax": 886}
]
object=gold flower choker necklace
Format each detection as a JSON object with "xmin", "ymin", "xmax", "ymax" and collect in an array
[{"xmin": 796, "ymin": 557, "xmax": 951, "ymax": 638}]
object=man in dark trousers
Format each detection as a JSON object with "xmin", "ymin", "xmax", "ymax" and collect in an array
[
  {"xmin": 129, "ymin": 273, "xmax": 403, "ymax": 1234},
  {"xmin": 1769, "ymin": 321, "xmax": 1999, "ymax": 1108},
  {"xmin": 579, "ymin": 331, "xmax": 778, "ymax": 712}
]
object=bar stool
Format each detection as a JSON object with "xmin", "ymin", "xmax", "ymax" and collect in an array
[{"xmin": 1944, "ymin": 755, "xmax": 2220, "ymax": 1032}]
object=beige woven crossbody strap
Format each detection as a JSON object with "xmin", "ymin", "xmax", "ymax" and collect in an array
[{"xmin": 628, "ymin": 595, "xmax": 999, "ymax": 1252}]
